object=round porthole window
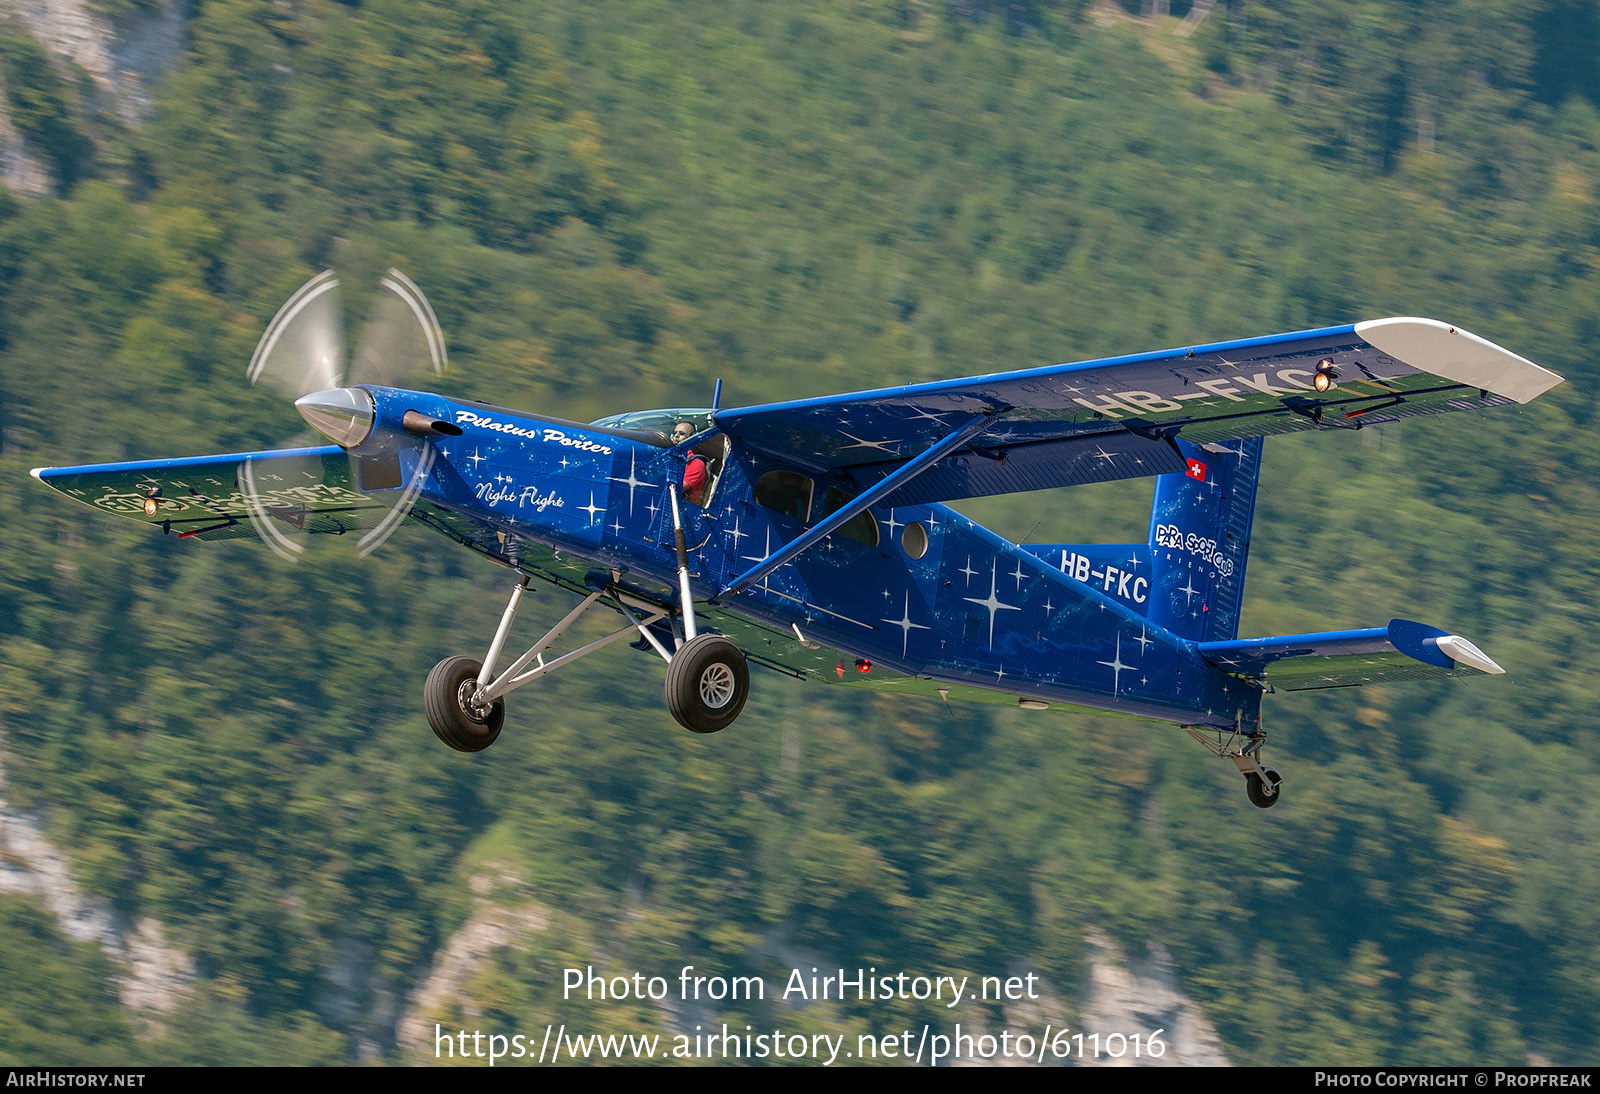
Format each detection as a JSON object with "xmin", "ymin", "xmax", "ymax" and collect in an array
[{"xmin": 902, "ymin": 521, "xmax": 928, "ymax": 559}]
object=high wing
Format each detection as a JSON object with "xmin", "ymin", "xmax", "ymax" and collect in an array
[
  {"xmin": 30, "ymin": 447, "xmax": 389, "ymax": 541},
  {"xmin": 714, "ymin": 318, "xmax": 1563, "ymax": 506}
]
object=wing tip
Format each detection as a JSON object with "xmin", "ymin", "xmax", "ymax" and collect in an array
[
  {"xmin": 1435, "ymin": 634, "xmax": 1506, "ymax": 675},
  {"xmin": 29, "ymin": 466, "xmax": 46, "ymax": 480},
  {"xmin": 1355, "ymin": 317, "xmax": 1564, "ymax": 404}
]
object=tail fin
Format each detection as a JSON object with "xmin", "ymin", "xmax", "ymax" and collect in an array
[{"xmin": 1145, "ymin": 437, "xmax": 1263, "ymax": 642}]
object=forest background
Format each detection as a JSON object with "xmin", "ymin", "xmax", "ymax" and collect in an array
[{"xmin": 0, "ymin": 0, "xmax": 1597, "ymax": 1066}]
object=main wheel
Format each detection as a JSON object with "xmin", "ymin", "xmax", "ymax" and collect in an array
[
  {"xmin": 664, "ymin": 634, "xmax": 749, "ymax": 734},
  {"xmin": 425, "ymin": 655, "xmax": 505, "ymax": 753},
  {"xmin": 1246, "ymin": 766, "xmax": 1283, "ymax": 808}
]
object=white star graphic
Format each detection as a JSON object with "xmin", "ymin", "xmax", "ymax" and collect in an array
[
  {"xmin": 838, "ymin": 431, "xmax": 900, "ymax": 454},
  {"xmin": 962, "ymin": 561, "xmax": 1022, "ymax": 650},
  {"xmin": 881, "ymin": 591, "xmax": 931, "ymax": 658},
  {"xmin": 607, "ymin": 450, "xmax": 655, "ymax": 516},
  {"xmin": 742, "ymin": 528, "xmax": 773, "ymax": 564},
  {"xmin": 1097, "ymin": 634, "xmax": 1132, "ymax": 696}
]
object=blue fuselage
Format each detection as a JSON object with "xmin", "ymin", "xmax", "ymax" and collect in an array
[{"xmin": 368, "ymin": 387, "xmax": 1262, "ymax": 731}]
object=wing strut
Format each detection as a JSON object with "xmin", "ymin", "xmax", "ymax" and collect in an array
[{"xmin": 715, "ymin": 412, "xmax": 998, "ymax": 600}]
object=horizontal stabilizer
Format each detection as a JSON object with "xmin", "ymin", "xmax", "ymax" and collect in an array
[{"xmin": 1198, "ymin": 619, "xmax": 1504, "ymax": 691}]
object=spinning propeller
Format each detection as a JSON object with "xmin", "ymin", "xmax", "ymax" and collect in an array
[{"xmin": 240, "ymin": 268, "xmax": 452, "ymax": 562}]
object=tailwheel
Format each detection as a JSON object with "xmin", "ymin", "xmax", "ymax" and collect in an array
[
  {"xmin": 1183, "ymin": 723, "xmax": 1285, "ymax": 811},
  {"xmin": 1245, "ymin": 765, "xmax": 1283, "ymax": 809},
  {"xmin": 425, "ymin": 655, "xmax": 505, "ymax": 753},
  {"xmin": 665, "ymin": 634, "xmax": 749, "ymax": 734}
]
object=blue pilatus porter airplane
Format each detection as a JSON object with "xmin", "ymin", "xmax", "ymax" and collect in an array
[{"xmin": 32, "ymin": 271, "xmax": 1564, "ymax": 807}]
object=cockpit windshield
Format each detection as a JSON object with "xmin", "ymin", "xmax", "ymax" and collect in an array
[
  {"xmin": 589, "ymin": 408, "xmax": 716, "ymax": 443},
  {"xmin": 590, "ymin": 408, "xmax": 727, "ymax": 507}
]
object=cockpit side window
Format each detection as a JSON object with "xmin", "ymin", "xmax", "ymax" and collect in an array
[
  {"xmin": 684, "ymin": 434, "xmax": 727, "ymax": 508},
  {"xmin": 754, "ymin": 470, "xmax": 813, "ymax": 523}
]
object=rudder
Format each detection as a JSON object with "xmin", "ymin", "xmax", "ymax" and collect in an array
[{"xmin": 1145, "ymin": 437, "xmax": 1262, "ymax": 642}]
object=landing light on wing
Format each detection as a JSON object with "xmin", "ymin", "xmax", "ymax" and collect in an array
[
  {"xmin": 295, "ymin": 387, "xmax": 375, "ymax": 447},
  {"xmin": 1313, "ymin": 359, "xmax": 1339, "ymax": 392}
]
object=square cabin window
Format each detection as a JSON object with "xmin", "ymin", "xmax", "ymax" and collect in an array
[{"xmin": 754, "ymin": 469, "xmax": 813, "ymax": 523}]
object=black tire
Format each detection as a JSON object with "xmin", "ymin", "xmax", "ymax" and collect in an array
[
  {"xmin": 664, "ymin": 634, "xmax": 749, "ymax": 734},
  {"xmin": 425, "ymin": 655, "xmax": 504, "ymax": 753},
  {"xmin": 1246, "ymin": 766, "xmax": 1283, "ymax": 809}
]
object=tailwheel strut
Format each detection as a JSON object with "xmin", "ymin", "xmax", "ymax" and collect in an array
[{"xmin": 1183, "ymin": 723, "xmax": 1283, "ymax": 809}]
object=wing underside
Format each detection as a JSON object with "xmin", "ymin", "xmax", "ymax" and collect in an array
[{"xmin": 31, "ymin": 447, "xmax": 390, "ymax": 541}]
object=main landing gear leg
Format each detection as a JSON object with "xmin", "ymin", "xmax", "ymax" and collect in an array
[
  {"xmin": 424, "ymin": 574, "xmax": 750, "ymax": 752},
  {"xmin": 659, "ymin": 484, "xmax": 749, "ymax": 732},
  {"xmin": 1183, "ymin": 721, "xmax": 1283, "ymax": 809}
]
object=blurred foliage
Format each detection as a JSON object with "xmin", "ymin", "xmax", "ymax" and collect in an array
[
  {"xmin": 0, "ymin": 896, "xmax": 135, "ymax": 1064},
  {"xmin": 0, "ymin": 32, "xmax": 94, "ymax": 194},
  {"xmin": 0, "ymin": 0, "xmax": 1597, "ymax": 1066}
]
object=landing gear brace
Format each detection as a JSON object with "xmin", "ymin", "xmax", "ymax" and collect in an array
[{"xmin": 425, "ymin": 484, "xmax": 752, "ymax": 749}]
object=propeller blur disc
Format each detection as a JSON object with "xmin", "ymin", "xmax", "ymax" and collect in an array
[
  {"xmin": 353, "ymin": 269, "xmax": 448, "ymax": 386},
  {"xmin": 239, "ymin": 455, "xmax": 305, "ymax": 563},
  {"xmin": 357, "ymin": 445, "xmax": 437, "ymax": 557},
  {"xmin": 247, "ymin": 270, "xmax": 345, "ymax": 396},
  {"xmin": 240, "ymin": 268, "xmax": 450, "ymax": 562}
]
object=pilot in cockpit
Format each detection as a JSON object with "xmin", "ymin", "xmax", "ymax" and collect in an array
[{"xmin": 674, "ymin": 420, "xmax": 710, "ymax": 505}]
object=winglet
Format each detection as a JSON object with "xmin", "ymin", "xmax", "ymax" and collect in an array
[
  {"xmin": 1355, "ymin": 318, "xmax": 1564, "ymax": 404},
  {"xmin": 1434, "ymin": 634, "xmax": 1504, "ymax": 675}
]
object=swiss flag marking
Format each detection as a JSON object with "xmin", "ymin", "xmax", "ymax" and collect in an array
[{"xmin": 1185, "ymin": 458, "xmax": 1207, "ymax": 482}]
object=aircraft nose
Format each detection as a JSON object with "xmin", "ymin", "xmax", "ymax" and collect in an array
[{"xmin": 295, "ymin": 387, "xmax": 376, "ymax": 448}]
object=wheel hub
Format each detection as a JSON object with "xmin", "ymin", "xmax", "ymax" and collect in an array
[
  {"xmin": 699, "ymin": 663, "xmax": 736, "ymax": 709},
  {"xmin": 457, "ymin": 679, "xmax": 493, "ymax": 723}
]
